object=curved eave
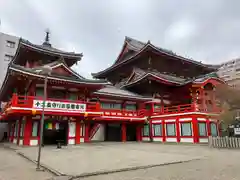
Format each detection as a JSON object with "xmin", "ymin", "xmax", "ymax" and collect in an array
[
  {"xmin": 93, "ymin": 91, "xmax": 152, "ymax": 101},
  {"xmin": 9, "ymin": 67, "xmax": 109, "ymax": 86},
  {"xmin": 192, "ymin": 77, "xmax": 226, "ymax": 87},
  {"xmin": 93, "ymin": 43, "xmax": 215, "ymax": 79},
  {"xmin": 121, "ymin": 73, "xmax": 182, "ymax": 89},
  {"xmin": 92, "ymin": 42, "xmax": 150, "ymax": 78},
  {"xmin": 21, "ymin": 40, "xmax": 82, "ymax": 59},
  {"xmin": 11, "ymin": 39, "xmax": 83, "ymax": 66}
]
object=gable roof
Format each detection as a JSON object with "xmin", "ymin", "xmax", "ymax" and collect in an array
[
  {"xmin": 38, "ymin": 59, "xmax": 85, "ymax": 80},
  {"xmin": 93, "ymin": 37, "xmax": 217, "ymax": 78}
]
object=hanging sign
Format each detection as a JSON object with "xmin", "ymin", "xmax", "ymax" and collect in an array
[
  {"xmin": 33, "ymin": 100, "xmax": 86, "ymax": 112},
  {"xmin": 234, "ymin": 127, "xmax": 240, "ymax": 135}
]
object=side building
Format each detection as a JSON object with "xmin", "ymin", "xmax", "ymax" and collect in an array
[
  {"xmin": 217, "ymin": 58, "xmax": 240, "ymax": 87},
  {"xmin": 0, "ymin": 32, "xmax": 19, "ymax": 86},
  {"xmin": 0, "ymin": 32, "xmax": 19, "ymax": 141}
]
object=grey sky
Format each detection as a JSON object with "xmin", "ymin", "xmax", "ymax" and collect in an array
[{"xmin": 0, "ymin": 0, "xmax": 240, "ymax": 78}]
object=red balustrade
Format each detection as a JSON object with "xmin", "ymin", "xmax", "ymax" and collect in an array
[{"xmin": 1, "ymin": 94, "xmax": 221, "ymax": 118}]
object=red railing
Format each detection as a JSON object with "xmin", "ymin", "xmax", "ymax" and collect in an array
[
  {"xmin": 10, "ymin": 94, "xmax": 101, "ymax": 112},
  {"xmin": 2, "ymin": 94, "xmax": 221, "ymax": 117}
]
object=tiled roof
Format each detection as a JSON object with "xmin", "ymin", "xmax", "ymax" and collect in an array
[
  {"xmin": 9, "ymin": 64, "xmax": 108, "ymax": 84},
  {"xmin": 93, "ymin": 36, "xmax": 217, "ymax": 78},
  {"xmin": 21, "ymin": 39, "xmax": 82, "ymax": 57},
  {"xmin": 94, "ymin": 85, "xmax": 152, "ymax": 100}
]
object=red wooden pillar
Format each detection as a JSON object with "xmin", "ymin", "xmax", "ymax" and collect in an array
[
  {"xmin": 23, "ymin": 116, "xmax": 32, "ymax": 146},
  {"xmin": 206, "ymin": 118, "xmax": 211, "ymax": 136},
  {"xmin": 17, "ymin": 120, "xmax": 22, "ymax": 145},
  {"xmin": 192, "ymin": 116, "xmax": 199, "ymax": 143},
  {"xmin": 136, "ymin": 124, "xmax": 142, "ymax": 142},
  {"xmin": 84, "ymin": 122, "xmax": 90, "ymax": 143},
  {"xmin": 162, "ymin": 120, "xmax": 166, "ymax": 142},
  {"xmin": 75, "ymin": 120, "xmax": 81, "ymax": 144},
  {"xmin": 121, "ymin": 123, "xmax": 127, "ymax": 142},
  {"xmin": 176, "ymin": 118, "xmax": 180, "ymax": 143}
]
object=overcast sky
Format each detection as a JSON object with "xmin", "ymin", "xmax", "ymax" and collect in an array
[{"xmin": 0, "ymin": 0, "xmax": 240, "ymax": 78}]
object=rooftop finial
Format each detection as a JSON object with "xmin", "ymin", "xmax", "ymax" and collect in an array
[{"xmin": 43, "ymin": 28, "xmax": 51, "ymax": 47}]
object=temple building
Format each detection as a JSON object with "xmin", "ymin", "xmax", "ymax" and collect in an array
[
  {"xmin": 0, "ymin": 34, "xmax": 224, "ymax": 146},
  {"xmin": 93, "ymin": 37, "xmax": 224, "ymax": 143}
]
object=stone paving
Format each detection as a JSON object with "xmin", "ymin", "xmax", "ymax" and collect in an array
[
  {"xmin": 0, "ymin": 146, "xmax": 53, "ymax": 180},
  {"xmin": 3, "ymin": 142, "xmax": 240, "ymax": 180},
  {"xmin": 14, "ymin": 142, "xmax": 213, "ymax": 177},
  {"xmin": 79, "ymin": 153, "xmax": 240, "ymax": 180}
]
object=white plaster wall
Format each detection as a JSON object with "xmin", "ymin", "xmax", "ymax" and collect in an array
[
  {"xmin": 80, "ymin": 138, "xmax": 85, "ymax": 142},
  {"xmin": 180, "ymin": 138, "xmax": 194, "ymax": 143},
  {"xmin": 30, "ymin": 139, "xmax": 38, "ymax": 146},
  {"xmin": 0, "ymin": 123, "xmax": 8, "ymax": 141},
  {"xmin": 142, "ymin": 137, "xmax": 150, "ymax": 141},
  {"xmin": 13, "ymin": 138, "xmax": 17, "ymax": 144},
  {"xmin": 153, "ymin": 137, "xmax": 163, "ymax": 142},
  {"xmin": 91, "ymin": 124, "xmax": 105, "ymax": 141},
  {"xmin": 68, "ymin": 139, "xmax": 75, "ymax": 145},
  {"xmin": 68, "ymin": 122, "xmax": 76, "ymax": 138},
  {"xmin": 19, "ymin": 139, "xmax": 23, "ymax": 145},
  {"xmin": 199, "ymin": 138, "xmax": 208, "ymax": 143},
  {"xmin": 166, "ymin": 137, "xmax": 177, "ymax": 142}
]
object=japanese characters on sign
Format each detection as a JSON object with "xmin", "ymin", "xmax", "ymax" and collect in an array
[{"xmin": 33, "ymin": 100, "xmax": 86, "ymax": 112}]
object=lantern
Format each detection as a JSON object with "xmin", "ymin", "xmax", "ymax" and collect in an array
[
  {"xmin": 84, "ymin": 112, "xmax": 88, "ymax": 117},
  {"xmin": 32, "ymin": 109, "xmax": 37, "ymax": 115}
]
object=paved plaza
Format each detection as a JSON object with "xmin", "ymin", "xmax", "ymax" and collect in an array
[
  {"xmin": 14, "ymin": 142, "xmax": 209, "ymax": 177},
  {"xmin": 1, "ymin": 142, "xmax": 240, "ymax": 180}
]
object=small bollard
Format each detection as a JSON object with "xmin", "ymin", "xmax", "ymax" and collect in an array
[{"xmin": 57, "ymin": 141, "xmax": 62, "ymax": 149}]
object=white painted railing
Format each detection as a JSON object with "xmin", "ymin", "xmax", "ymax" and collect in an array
[{"xmin": 209, "ymin": 136, "xmax": 240, "ymax": 148}]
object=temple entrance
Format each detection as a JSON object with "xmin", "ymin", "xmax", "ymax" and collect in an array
[
  {"xmin": 126, "ymin": 124, "xmax": 137, "ymax": 141},
  {"xmin": 104, "ymin": 123, "xmax": 121, "ymax": 141},
  {"xmin": 43, "ymin": 121, "xmax": 68, "ymax": 145}
]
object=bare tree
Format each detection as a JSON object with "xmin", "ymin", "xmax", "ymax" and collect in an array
[{"xmin": 215, "ymin": 84, "xmax": 240, "ymax": 128}]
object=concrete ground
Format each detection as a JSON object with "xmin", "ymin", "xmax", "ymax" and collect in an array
[
  {"xmin": 79, "ymin": 154, "xmax": 240, "ymax": 180},
  {"xmin": 2, "ymin": 142, "xmax": 240, "ymax": 180},
  {"xmin": 0, "ymin": 146, "xmax": 53, "ymax": 180},
  {"xmin": 14, "ymin": 142, "xmax": 209, "ymax": 177}
]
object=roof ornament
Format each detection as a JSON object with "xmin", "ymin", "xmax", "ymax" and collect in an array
[{"xmin": 42, "ymin": 28, "xmax": 51, "ymax": 47}]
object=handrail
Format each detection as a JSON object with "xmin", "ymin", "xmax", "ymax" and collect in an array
[{"xmin": 1, "ymin": 94, "xmax": 221, "ymax": 117}]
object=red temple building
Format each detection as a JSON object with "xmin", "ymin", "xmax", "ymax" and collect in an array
[{"xmin": 0, "ymin": 34, "xmax": 224, "ymax": 146}]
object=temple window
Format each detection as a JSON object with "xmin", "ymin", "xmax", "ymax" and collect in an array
[
  {"xmin": 36, "ymin": 87, "xmax": 44, "ymax": 97},
  {"xmin": 198, "ymin": 122, "xmax": 207, "ymax": 136},
  {"xmin": 180, "ymin": 122, "xmax": 192, "ymax": 136},
  {"xmin": 6, "ymin": 40, "xmax": 15, "ymax": 48},
  {"xmin": 100, "ymin": 102, "xmax": 122, "ymax": 110},
  {"xmin": 210, "ymin": 123, "xmax": 218, "ymax": 136},
  {"xmin": 32, "ymin": 121, "xmax": 39, "ymax": 137},
  {"xmin": 125, "ymin": 104, "xmax": 136, "ymax": 111},
  {"xmin": 4, "ymin": 54, "xmax": 13, "ymax": 61},
  {"xmin": 166, "ymin": 123, "xmax": 176, "ymax": 136},
  {"xmin": 142, "ymin": 124, "xmax": 149, "ymax": 136},
  {"xmin": 153, "ymin": 124, "xmax": 162, "ymax": 136},
  {"xmin": 68, "ymin": 92, "xmax": 78, "ymax": 100},
  {"xmin": 48, "ymin": 90, "xmax": 65, "ymax": 99}
]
